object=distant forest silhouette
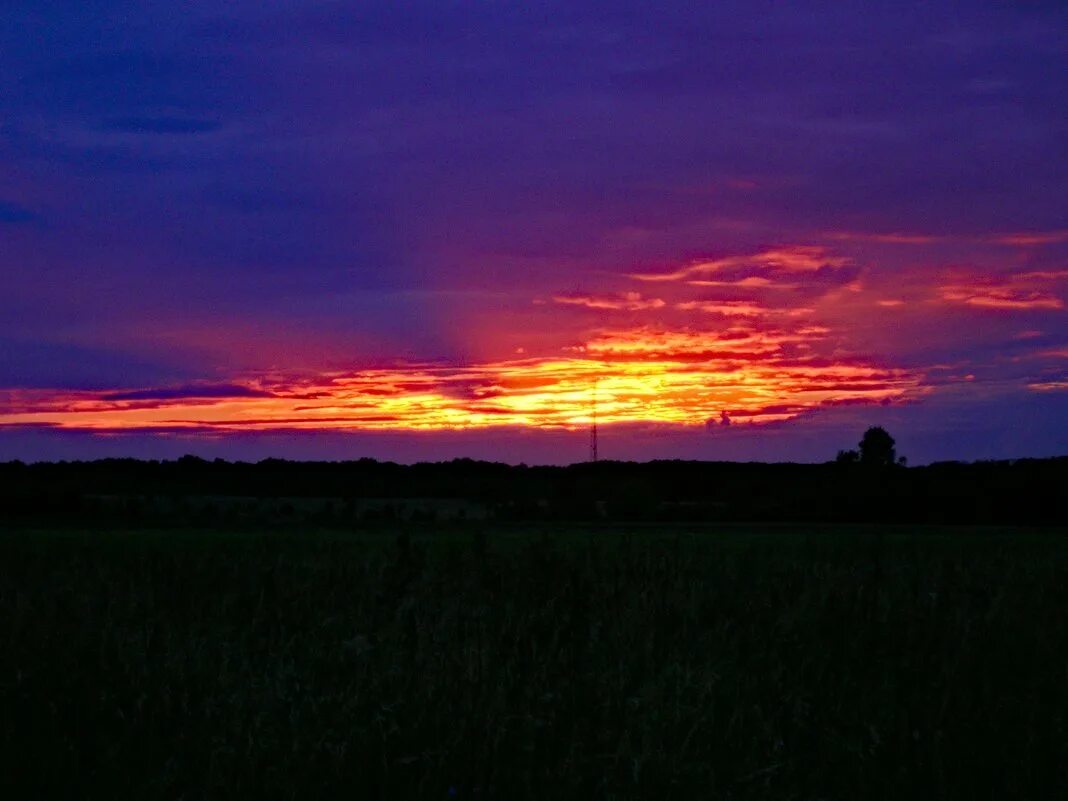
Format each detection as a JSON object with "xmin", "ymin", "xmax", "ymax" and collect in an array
[{"xmin": 2, "ymin": 429, "xmax": 1065, "ymax": 527}]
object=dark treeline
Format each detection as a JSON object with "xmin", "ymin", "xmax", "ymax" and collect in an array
[{"xmin": 2, "ymin": 454, "xmax": 1066, "ymax": 527}]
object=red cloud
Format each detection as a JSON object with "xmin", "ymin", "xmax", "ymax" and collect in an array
[
  {"xmin": 823, "ymin": 230, "xmax": 943, "ymax": 244},
  {"xmin": 939, "ymin": 286, "xmax": 1063, "ymax": 311},
  {"xmin": 936, "ymin": 266, "xmax": 1065, "ymax": 311},
  {"xmin": 822, "ymin": 229, "xmax": 1068, "ymax": 247},
  {"xmin": 630, "ymin": 246, "xmax": 851, "ymax": 283},
  {"xmin": 989, "ymin": 231, "xmax": 1068, "ymax": 246}
]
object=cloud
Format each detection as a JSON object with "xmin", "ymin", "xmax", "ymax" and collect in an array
[
  {"xmin": 939, "ymin": 288, "xmax": 1062, "ymax": 311},
  {"xmin": 0, "ymin": 201, "xmax": 36, "ymax": 223},
  {"xmin": 989, "ymin": 231, "xmax": 1068, "ymax": 247},
  {"xmin": 927, "ymin": 264, "xmax": 1059, "ymax": 311},
  {"xmin": 675, "ymin": 300, "xmax": 764, "ymax": 317},
  {"xmin": 1029, "ymin": 381, "xmax": 1068, "ymax": 392},
  {"xmin": 631, "ymin": 246, "xmax": 851, "ymax": 283},
  {"xmin": 551, "ymin": 292, "xmax": 665, "ymax": 311},
  {"xmin": 687, "ymin": 276, "xmax": 797, "ymax": 290},
  {"xmin": 0, "ymin": 323, "xmax": 921, "ymax": 433},
  {"xmin": 100, "ymin": 383, "xmax": 276, "ymax": 401},
  {"xmin": 938, "ymin": 269, "xmax": 1065, "ymax": 311},
  {"xmin": 824, "ymin": 231, "xmax": 943, "ymax": 245},
  {"xmin": 1015, "ymin": 271, "xmax": 1068, "ymax": 281},
  {"xmin": 822, "ymin": 230, "xmax": 1068, "ymax": 248}
]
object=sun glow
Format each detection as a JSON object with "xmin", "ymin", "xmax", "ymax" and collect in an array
[
  {"xmin": 0, "ymin": 326, "xmax": 919, "ymax": 433},
  {"xmin": 9, "ymin": 239, "xmax": 1056, "ymax": 438},
  {"xmin": 0, "ymin": 245, "xmax": 943, "ymax": 435}
]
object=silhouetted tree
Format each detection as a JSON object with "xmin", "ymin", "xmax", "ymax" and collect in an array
[
  {"xmin": 858, "ymin": 426, "xmax": 897, "ymax": 467},
  {"xmin": 836, "ymin": 449, "xmax": 860, "ymax": 464}
]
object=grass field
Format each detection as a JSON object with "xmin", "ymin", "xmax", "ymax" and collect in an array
[{"xmin": 2, "ymin": 525, "xmax": 1067, "ymax": 799}]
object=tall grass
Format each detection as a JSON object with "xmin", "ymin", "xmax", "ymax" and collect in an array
[{"xmin": 2, "ymin": 527, "xmax": 1067, "ymax": 799}]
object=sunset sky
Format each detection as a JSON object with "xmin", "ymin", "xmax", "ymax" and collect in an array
[{"xmin": 1, "ymin": 1, "xmax": 1065, "ymax": 463}]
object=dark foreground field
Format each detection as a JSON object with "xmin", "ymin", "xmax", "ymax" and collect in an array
[{"xmin": 2, "ymin": 526, "xmax": 1067, "ymax": 800}]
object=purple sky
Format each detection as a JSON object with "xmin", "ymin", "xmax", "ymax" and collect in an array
[{"xmin": 1, "ymin": 1, "xmax": 1065, "ymax": 463}]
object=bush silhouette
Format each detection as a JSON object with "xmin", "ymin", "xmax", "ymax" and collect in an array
[{"xmin": 836, "ymin": 449, "xmax": 859, "ymax": 464}]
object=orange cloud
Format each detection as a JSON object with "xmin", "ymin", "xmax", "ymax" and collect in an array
[
  {"xmin": 0, "ymin": 327, "xmax": 920, "ymax": 433},
  {"xmin": 675, "ymin": 300, "xmax": 765, "ymax": 317},
  {"xmin": 552, "ymin": 292, "xmax": 666, "ymax": 311},
  {"xmin": 631, "ymin": 246, "xmax": 850, "ymax": 282},
  {"xmin": 1028, "ymin": 380, "xmax": 1068, "ymax": 392},
  {"xmin": 687, "ymin": 276, "xmax": 797, "ymax": 290}
]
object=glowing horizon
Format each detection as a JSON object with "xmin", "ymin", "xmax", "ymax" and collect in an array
[
  {"xmin": 1, "ymin": 241, "xmax": 1061, "ymax": 439},
  {"xmin": 0, "ymin": 328, "xmax": 921, "ymax": 433}
]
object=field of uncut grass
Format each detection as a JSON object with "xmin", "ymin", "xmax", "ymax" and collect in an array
[{"xmin": 2, "ymin": 525, "xmax": 1067, "ymax": 799}]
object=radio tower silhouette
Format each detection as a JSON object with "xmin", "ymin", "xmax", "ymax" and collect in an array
[{"xmin": 589, "ymin": 379, "xmax": 599, "ymax": 463}]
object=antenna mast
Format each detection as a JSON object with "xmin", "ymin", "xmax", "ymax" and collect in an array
[{"xmin": 589, "ymin": 379, "xmax": 599, "ymax": 462}]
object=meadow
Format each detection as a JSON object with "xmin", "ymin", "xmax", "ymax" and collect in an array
[{"xmin": 2, "ymin": 525, "xmax": 1067, "ymax": 799}]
